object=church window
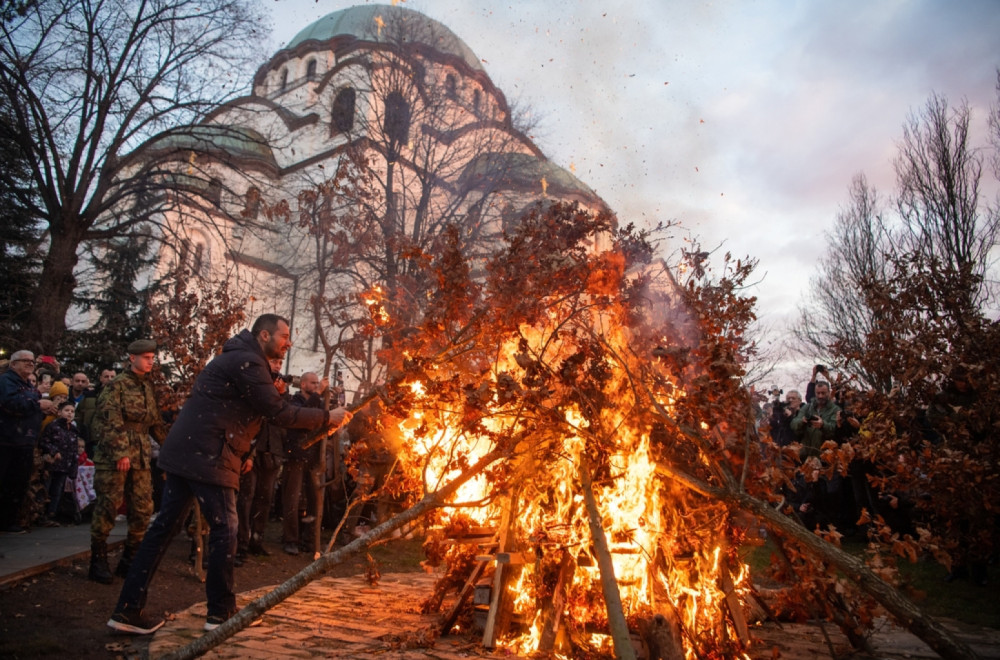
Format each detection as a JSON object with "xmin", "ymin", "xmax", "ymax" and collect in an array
[
  {"xmin": 207, "ymin": 178, "xmax": 223, "ymax": 208},
  {"xmin": 472, "ymin": 89, "xmax": 481, "ymax": 115},
  {"xmin": 279, "ymin": 69, "xmax": 288, "ymax": 92},
  {"xmin": 331, "ymin": 87, "xmax": 356, "ymax": 135},
  {"xmin": 445, "ymin": 74, "xmax": 457, "ymax": 99},
  {"xmin": 384, "ymin": 91, "xmax": 410, "ymax": 147},
  {"xmin": 305, "ymin": 59, "xmax": 317, "ymax": 80}
]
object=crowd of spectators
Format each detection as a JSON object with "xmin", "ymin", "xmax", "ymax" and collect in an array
[
  {"xmin": 761, "ymin": 364, "xmax": 883, "ymax": 538},
  {"xmin": 0, "ymin": 352, "xmax": 107, "ymax": 532},
  {"xmin": 760, "ymin": 362, "xmax": 992, "ymax": 587},
  {"xmin": 0, "ymin": 346, "xmax": 390, "ymax": 563}
]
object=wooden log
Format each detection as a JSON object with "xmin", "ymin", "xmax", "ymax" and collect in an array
[
  {"xmin": 160, "ymin": 447, "xmax": 508, "ymax": 660},
  {"xmin": 580, "ymin": 458, "xmax": 637, "ymax": 660},
  {"xmin": 654, "ymin": 460, "xmax": 982, "ymax": 660},
  {"xmin": 538, "ymin": 548, "xmax": 576, "ymax": 652}
]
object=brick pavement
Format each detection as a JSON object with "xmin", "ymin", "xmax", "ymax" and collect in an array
[{"xmin": 148, "ymin": 571, "xmax": 1000, "ymax": 659}]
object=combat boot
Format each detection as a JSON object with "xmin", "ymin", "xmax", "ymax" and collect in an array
[
  {"xmin": 115, "ymin": 543, "xmax": 136, "ymax": 578},
  {"xmin": 89, "ymin": 540, "xmax": 114, "ymax": 584}
]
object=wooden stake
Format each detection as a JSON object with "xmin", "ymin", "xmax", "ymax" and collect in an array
[
  {"xmin": 538, "ymin": 548, "xmax": 576, "ymax": 652},
  {"xmin": 482, "ymin": 492, "xmax": 518, "ymax": 649},
  {"xmin": 580, "ymin": 458, "xmax": 637, "ymax": 660}
]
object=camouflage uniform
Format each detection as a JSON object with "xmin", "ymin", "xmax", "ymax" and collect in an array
[{"xmin": 90, "ymin": 370, "xmax": 167, "ymax": 549}]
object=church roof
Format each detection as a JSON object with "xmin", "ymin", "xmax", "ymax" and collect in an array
[
  {"xmin": 140, "ymin": 125, "xmax": 278, "ymax": 172},
  {"xmin": 462, "ymin": 152, "xmax": 601, "ymax": 203},
  {"xmin": 284, "ymin": 4, "xmax": 485, "ymax": 73}
]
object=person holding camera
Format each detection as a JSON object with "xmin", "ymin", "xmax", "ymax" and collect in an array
[{"xmin": 791, "ymin": 378, "xmax": 840, "ymax": 458}]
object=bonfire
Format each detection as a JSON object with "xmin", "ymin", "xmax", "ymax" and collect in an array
[{"xmin": 163, "ymin": 202, "xmax": 976, "ymax": 660}]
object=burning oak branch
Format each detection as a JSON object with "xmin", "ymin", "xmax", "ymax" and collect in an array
[{"xmin": 167, "ymin": 202, "xmax": 975, "ymax": 660}]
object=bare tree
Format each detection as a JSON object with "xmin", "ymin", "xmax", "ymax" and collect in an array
[
  {"xmin": 895, "ymin": 93, "xmax": 1000, "ymax": 313},
  {"xmin": 0, "ymin": 0, "xmax": 267, "ymax": 350},
  {"xmin": 796, "ymin": 174, "xmax": 896, "ymax": 390},
  {"xmin": 796, "ymin": 88, "xmax": 1000, "ymax": 390}
]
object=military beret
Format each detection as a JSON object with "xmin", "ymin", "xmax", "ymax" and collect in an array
[{"xmin": 127, "ymin": 339, "xmax": 157, "ymax": 355}]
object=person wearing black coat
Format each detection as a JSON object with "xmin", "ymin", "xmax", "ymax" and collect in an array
[
  {"xmin": 1, "ymin": 351, "xmax": 57, "ymax": 533},
  {"xmin": 108, "ymin": 315, "xmax": 352, "ymax": 635}
]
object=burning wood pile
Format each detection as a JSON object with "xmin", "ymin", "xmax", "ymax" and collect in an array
[
  {"xmin": 166, "ymin": 202, "xmax": 976, "ymax": 660},
  {"xmin": 359, "ymin": 204, "xmax": 758, "ymax": 658}
]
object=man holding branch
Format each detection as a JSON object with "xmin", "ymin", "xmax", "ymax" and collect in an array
[{"xmin": 107, "ymin": 314, "xmax": 351, "ymax": 635}]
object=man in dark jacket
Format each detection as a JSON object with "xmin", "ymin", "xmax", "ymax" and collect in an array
[
  {"xmin": 280, "ymin": 371, "xmax": 325, "ymax": 555},
  {"xmin": 0, "ymin": 351, "xmax": 56, "ymax": 533},
  {"xmin": 236, "ymin": 357, "xmax": 289, "ymax": 561},
  {"xmin": 107, "ymin": 315, "xmax": 352, "ymax": 635}
]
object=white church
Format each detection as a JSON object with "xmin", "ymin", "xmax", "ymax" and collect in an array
[{"xmin": 125, "ymin": 4, "xmax": 608, "ymax": 396}]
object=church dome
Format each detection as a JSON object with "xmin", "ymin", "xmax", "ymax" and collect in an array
[{"xmin": 283, "ymin": 4, "xmax": 484, "ymax": 73}]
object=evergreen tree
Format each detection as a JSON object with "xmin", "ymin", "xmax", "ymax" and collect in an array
[
  {"xmin": 0, "ymin": 101, "xmax": 43, "ymax": 353},
  {"xmin": 59, "ymin": 234, "xmax": 158, "ymax": 373}
]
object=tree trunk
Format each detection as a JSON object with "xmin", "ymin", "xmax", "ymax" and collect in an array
[
  {"xmin": 581, "ymin": 459, "xmax": 637, "ymax": 660},
  {"xmin": 24, "ymin": 225, "xmax": 82, "ymax": 352},
  {"xmin": 654, "ymin": 462, "xmax": 981, "ymax": 660},
  {"xmin": 159, "ymin": 448, "xmax": 507, "ymax": 660}
]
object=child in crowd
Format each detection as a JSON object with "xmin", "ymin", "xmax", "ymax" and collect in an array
[
  {"xmin": 38, "ymin": 401, "xmax": 81, "ymax": 524},
  {"xmin": 41, "ymin": 381, "xmax": 70, "ymax": 431}
]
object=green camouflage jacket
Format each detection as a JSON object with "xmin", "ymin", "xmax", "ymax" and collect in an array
[{"xmin": 91, "ymin": 370, "xmax": 167, "ymax": 469}]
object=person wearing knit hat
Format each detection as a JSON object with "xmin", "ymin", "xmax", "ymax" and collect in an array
[{"xmin": 41, "ymin": 381, "xmax": 70, "ymax": 431}]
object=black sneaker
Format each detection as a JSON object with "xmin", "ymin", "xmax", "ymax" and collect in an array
[
  {"xmin": 107, "ymin": 611, "xmax": 165, "ymax": 635},
  {"xmin": 204, "ymin": 614, "xmax": 263, "ymax": 631}
]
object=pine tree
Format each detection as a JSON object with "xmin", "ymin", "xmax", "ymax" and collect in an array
[{"xmin": 0, "ymin": 101, "xmax": 43, "ymax": 353}]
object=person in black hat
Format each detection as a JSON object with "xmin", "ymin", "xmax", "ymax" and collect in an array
[{"xmin": 88, "ymin": 339, "xmax": 167, "ymax": 584}]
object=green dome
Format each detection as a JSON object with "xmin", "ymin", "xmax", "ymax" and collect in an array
[
  {"xmin": 462, "ymin": 153, "xmax": 601, "ymax": 202},
  {"xmin": 142, "ymin": 125, "xmax": 277, "ymax": 171},
  {"xmin": 285, "ymin": 5, "xmax": 484, "ymax": 73}
]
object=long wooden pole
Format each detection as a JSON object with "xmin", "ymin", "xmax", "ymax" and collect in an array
[
  {"xmin": 654, "ymin": 461, "xmax": 981, "ymax": 660},
  {"xmin": 158, "ymin": 448, "xmax": 508, "ymax": 660},
  {"xmin": 580, "ymin": 458, "xmax": 637, "ymax": 660}
]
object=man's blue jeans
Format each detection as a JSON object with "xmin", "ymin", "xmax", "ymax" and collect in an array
[{"xmin": 114, "ymin": 471, "xmax": 239, "ymax": 618}]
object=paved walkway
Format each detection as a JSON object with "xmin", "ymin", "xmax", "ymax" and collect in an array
[
  {"xmin": 0, "ymin": 519, "xmax": 125, "ymax": 588},
  {"xmin": 147, "ymin": 572, "xmax": 1000, "ymax": 660},
  {"xmin": 5, "ymin": 524, "xmax": 1000, "ymax": 659}
]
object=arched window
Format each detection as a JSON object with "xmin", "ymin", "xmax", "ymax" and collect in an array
[
  {"xmin": 384, "ymin": 91, "xmax": 410, "ymax": 150},
  {"xmin": 445, "ymin": 74, "xmax": 457, "ymax": 99},
  {"xmin": 279, "ymin": 69, "xmax": 288, "ymax": 92},
  {"xmin": 472, "ymin": 89, "xmax": 481, "ymax": 116},
  {"xmin": 305, "ymin": 59, "xmax": 317, "ymax": 80},
  {"xmin": 207, "ymin": 178, "xmax": 222, "ymax": 208},
  {"xmin": 331, "ymin": 87, "xmax": 356, "ymax": 135}
]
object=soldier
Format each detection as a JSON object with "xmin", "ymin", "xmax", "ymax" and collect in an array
[{"xmin": 88, "ymin": 340, "xmax": 167, "ymax": 584}]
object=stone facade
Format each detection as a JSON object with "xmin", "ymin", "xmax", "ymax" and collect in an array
[{"xmin": 125, "ymin": 5, "xmax": 606, "ymax": 396}]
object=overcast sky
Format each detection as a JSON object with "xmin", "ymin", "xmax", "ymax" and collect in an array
[{"xmin": 264, "ymin": 0, "xmax": 1000, "ymax": 386}]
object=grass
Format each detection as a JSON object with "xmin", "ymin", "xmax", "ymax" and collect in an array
[{"xmin": 741, "ymin": 537, "xmax": 999, "ymax": 630}]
